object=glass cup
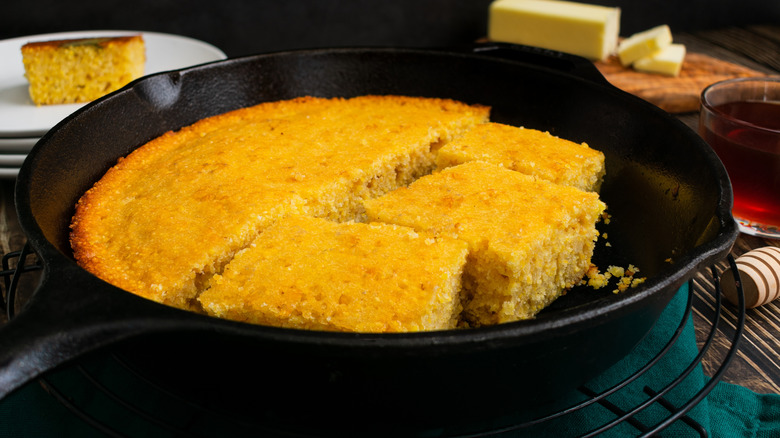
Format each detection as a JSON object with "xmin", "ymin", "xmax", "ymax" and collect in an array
[{"xmin": 699, "ymin": 77, "xmax": 780, "ymax": 239}]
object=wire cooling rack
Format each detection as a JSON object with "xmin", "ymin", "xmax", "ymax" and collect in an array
[{"xmin": 0, "ymin": 244, "xmax": 745, "ymax": 437}]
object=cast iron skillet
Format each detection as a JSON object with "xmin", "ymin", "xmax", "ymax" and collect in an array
[{"xmin": 0, "ymin": 44, "xmax": 737, "ymax": 436}]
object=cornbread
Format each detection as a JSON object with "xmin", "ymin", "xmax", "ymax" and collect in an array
[
  {"xmin": 436, "ymin": 122, "xmax": 606, "ymax": 192},
  {"xmin": 70, "ymin": 95, "xmax": 489, "ymax": 311},
  {"xmin": 199, "ymin": 216, "xmax": 469, "ymax": 333},
  {"xmin": 364, "ymin": 161, "xmax": 606, "ymax": 325},
  {"xmin": 21, "ymin": 35, "xmax": 145, "ymax": 105}
]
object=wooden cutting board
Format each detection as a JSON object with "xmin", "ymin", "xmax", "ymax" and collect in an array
[{"xmin": 594, "ymin": 52, "xmax": 766, "ymax": 113}]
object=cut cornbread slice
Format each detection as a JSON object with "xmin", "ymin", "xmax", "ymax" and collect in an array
[
  {"xmin": 198, "ymin": 216, "xmax": 469, "ymax": 333},
  {"xmin": 70, "ymin": 95, "xmax": 489, "ymax": 310},
  {"xmin": 633, "ymin": 43, "xmax": 687, "ymax": 77},
  {"xmin": 21, "ymin": 35, "xmax": 145, "ymax": 105},
  {"xmin": 488, "ymin": 0, "xmax": 620, "ymax": 61},
  {"xmin": 436, "ymin": 122, "xmax": 605, "ymax": 192},
  {"xmin": 617, "ymin": 25, "xmax": 673, "ymax": 67},
  {"xmin": 365, "ymin": 161, "xmax": 606, "ymax": 325}
]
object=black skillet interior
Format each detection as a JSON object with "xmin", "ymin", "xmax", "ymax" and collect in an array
[{"xmin": 13, "ymin": 44, "xmax": 737, "ymax": 435}]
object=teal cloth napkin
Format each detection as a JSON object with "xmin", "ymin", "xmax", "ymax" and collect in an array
[
  {"xmin": 517, "ymin": 282, "xmax": 780, "ymax": 437},
  {"xmin": 2, "ymin": 283, "xmax": 780, "ymax": 437}
]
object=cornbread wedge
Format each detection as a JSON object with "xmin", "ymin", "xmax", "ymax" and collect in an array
[
  {"xmin": 70, "ymin": 95, "xmax": 489, "ymax": 310},
  {"xmin": 436, "ymin": 122, "xmax": 605, "ymax": 192},
  {"xmin": 21, "ymin": 35, "xmax": 145, "ymax": 105},
  {"xmin": 364, "ymin": 161, "xmax": 606, "ymax": 325},
  {"xmin": 199, "ymin": 216, "xmax": 469, "ymax": 333}
]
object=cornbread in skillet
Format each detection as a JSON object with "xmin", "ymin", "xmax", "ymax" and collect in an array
[
  {"xmin": 199, "ymin": 216, "xmax": 469, "ymax": 332},
  {"xmin": 21, "ymin": 35, "xmax": 145, "ymax": 105},
  {"xmin": 436, "ymin": 122, "xmax": 606, "ymax": 192},
  {"xmin": 70, "ymin": 95, "xmax": 489, "ymax": 311},
  {"xmin": 364, "ymin": 161, "xmax": 606, "ymax": 325}
]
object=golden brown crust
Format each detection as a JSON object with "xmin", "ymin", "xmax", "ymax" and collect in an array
[{"xmin": 21, "ymin": 35, "xmax": 143, "ymax": 51}]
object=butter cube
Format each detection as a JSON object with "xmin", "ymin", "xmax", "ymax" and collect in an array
[
  {"xmin": 488, "ymin": 0, "xmax": 621, "ymax": 61},
  {"xmin": 633, "ymin": 43, "xmax": 686, "ymax": 77},
  {"xmin": 617, "ymin": 24, "xmax": 673, "ymax": 66}
]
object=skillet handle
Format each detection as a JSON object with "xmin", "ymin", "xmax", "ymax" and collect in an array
[
  {"xmin": 0, "ymin": 259, "xmax": 192, "ymax": 401},
  {"xmin": 466, "ymin": 42, "xmax": 612, "ymax": 87}
]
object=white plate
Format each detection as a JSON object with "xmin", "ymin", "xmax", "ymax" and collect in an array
[
  {"xmin": 0, "ymin": 30, "xmax": 227, "ymax": 138},
  {"xmin": 0, "ymin": 136, "xmax": 38, "ymax": 152},
  {"xmin": 0, "ymin": 154, "xmax": 27, "ymax": 167},
  {"xmin": 0, "ymin": 168, "xmax": 19, "ymax": 179}
]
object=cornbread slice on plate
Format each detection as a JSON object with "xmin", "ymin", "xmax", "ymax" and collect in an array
[
  {"xmin": 21, "ymin": 35, "xmax": 145, "ymax": 105},
  {"xmin": 70, "ymin": 95, "xmax": 489, "ymax": 311},
  {"xmin": 365, "ymin": 161, "xmax": 606, "ymax": 325},
  {"xmin": 436, "ymin": 122, "xmax": 605, "ymax": 192},
  {"xmin": 199, "ymin": 216, "xmax": 469, "ymax": 333}
]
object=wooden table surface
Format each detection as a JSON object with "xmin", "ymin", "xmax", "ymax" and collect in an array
[{"xmin": 0, "ymin": 25, "xmax": 778, "ymax": 396}]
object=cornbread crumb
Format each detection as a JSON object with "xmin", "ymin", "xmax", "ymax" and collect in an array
[
  {"xmin": 198, "ymin": 216, "xmax": 469, "ymax": 333},
  {"xmin": 584, "ymin": 264, "xmax": 610, "ymax": 289},
  {"xmin": 631, "ymin": 277, "xmax": 647, "ymax": 288},
  {"xmin": 582, "ymin": 263, "xmax": 646, "ymax": 293},
  {"xmin": 21, "ymin": 35, "xmax": 145, "ymax": 105},
  {"xmin": 365, "ymin": 161, "xmax": 606, "ymax": 325},
  {"xmin": 436, "ymin": 122, "xmax": 605, "ymax": 192}
]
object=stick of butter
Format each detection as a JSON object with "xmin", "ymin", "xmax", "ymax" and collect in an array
[
  {"xmin": 633, "ymin": 44, "xmax": 686, "ymax": 77},
  {"xmin": 617, "ymin": 24, "xmax": 673, "ymax": 66},
  {"xmin": 488, "ymin": 0, "xmax": 621, "ymax": 61}
]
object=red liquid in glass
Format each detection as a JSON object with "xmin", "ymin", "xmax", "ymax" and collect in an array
[{"xmin": 700, "ymin": 100, "xmax": 780, "ymax": 229}]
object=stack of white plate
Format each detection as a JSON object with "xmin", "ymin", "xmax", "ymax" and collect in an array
[{"xmin": 0, "ymin": 30, "xmax": 228, "ymax": 179}]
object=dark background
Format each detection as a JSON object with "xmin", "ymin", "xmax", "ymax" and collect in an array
[{"xmin": 2, "ymin": 0, "xmax": 779, "ymax": 57}]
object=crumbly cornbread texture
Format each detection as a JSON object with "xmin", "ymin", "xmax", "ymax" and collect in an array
[
  {"xmin": 364, "ymin": 161, "xmax": 606, "ymax": 325},
  {"xmin": 436, "ymin": 123, "xmax": 606, "ymax": 192},
  {"xmin": 199, "ymin": 216, "xmax": 469, "ymax": 332},
  {"xmin": 70, "ymin": 95, "xmax": 489, "ymax": 311},
  {"xmin": 21, "ymin": 35, "xmax": 145, "ymax": 105}
]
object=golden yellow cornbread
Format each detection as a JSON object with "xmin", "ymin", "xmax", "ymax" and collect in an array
[
  {"xmin": 436, "ymin": 123, "xmax": 605, "ymax": 192},
  {"xmin": 21, "ymin": 35, "xmax": 145, "ymax": 105},
  {"xmin": 199, "ymin": 216, "xmax": 469, "ymax": 332},
  {"xmin": 70, "ymin": 95, "xmax": 489, "ymax": 311},
  {"xmin": 364, "ymin": 161, "xmax": 606, "ymax": 325}
]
